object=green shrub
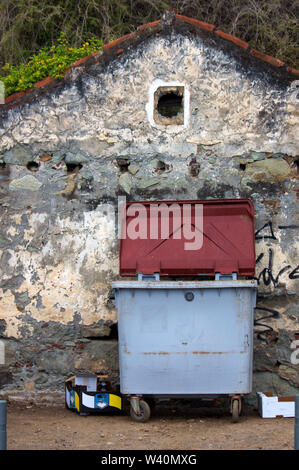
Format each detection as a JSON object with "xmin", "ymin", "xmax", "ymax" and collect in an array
[{"xmin": 0, "ymin": 33, "xmax": 103, "ymax": 97}]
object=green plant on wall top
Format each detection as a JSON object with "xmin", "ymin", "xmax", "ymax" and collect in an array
[{"xmin": 0, "ymin": 33, "xmax": 103, "ymax": 98}]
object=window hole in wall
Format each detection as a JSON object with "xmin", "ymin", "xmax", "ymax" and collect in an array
[
  {"xmin": 154, "ymin": 86, "xmax": 184, "ymax": 125},
  {"xmin": 157, "ymin": 92, "xmax": 183, "ymax": 118},
  {"xmin": 239, "ymin": 163, "xmax": 246, "ymax": 171},
  {"xmin": 66, "ymin": 163, "xmax": 83, "ymax": 174},
  {"xmin": 27, "ymin": 161, "xmax": 39, "ymax": 172}
]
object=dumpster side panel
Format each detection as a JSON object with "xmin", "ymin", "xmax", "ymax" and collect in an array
[{"xmin": 116, "ymin": 285, "xmax": 255, "ymax": 395}]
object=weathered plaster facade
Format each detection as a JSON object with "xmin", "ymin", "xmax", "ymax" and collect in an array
[{"xmin": 0, "ymin": 14, "xmax": 298, "ymax": 404}]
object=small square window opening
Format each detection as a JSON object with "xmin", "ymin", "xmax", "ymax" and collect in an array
[{"xmin": 154, "ymin": 86, "xmax": 184, "ymax": 125}]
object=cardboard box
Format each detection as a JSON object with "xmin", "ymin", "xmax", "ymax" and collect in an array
[
  {"xmin": 258, "ymin": 392, "xmax": 295, "ymax": 418},
  {"xmin": 74, "ymin": 373, "xmax": 97, "ymax": 392}
]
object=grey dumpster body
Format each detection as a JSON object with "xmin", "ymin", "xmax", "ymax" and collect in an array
[{"xmin": 113, "ymin": 280, "xmax": 257, "ymax": 396}]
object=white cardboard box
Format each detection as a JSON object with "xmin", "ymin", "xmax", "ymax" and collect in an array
[
  {"xmin": 258, "ymin": 392, "xmax": 295, "ymax": 418},
  {"xmin": 74, "ymin": 373, "xmax": 97, "ymax": 392}
]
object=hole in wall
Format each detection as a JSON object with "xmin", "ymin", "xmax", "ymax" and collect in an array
[
  {"xmin": 189, "ymin": 157, "xmax": 200, "ymax": 177},
  {"xmin": 66, "ymin": 163, "xmax": 83, "ymax": 174},
  {"xmin": 85, "ymin": 323, "xmax": 118, "ymax": 340},
  {"xmin": 239, "ymin": 163, "xmax": 246, "ymax": 171},
  {"xmin": 157, "ymin": 92, "xmax": 183, "ymax": 118},
  {"xmin": 155, "ymin": 160, "xmax": 170, "ymax": 173},
  {"xmin": 26, "ymin": 161, "xmax": 39, "ymax": 172},
  {"xmin": 0, "ymin": 162, "xmax": 9, "ymax": 181},
  {"xmin": 153, "ymin": 85, "xmax": 185, "ymax": 125},
  {"xmin": 116, "ymin": 158, "xmax": 130, "ymax": 173},
  {"xmin": 109, "ymin": 323, "xmax": 118, "ymax": 339}
]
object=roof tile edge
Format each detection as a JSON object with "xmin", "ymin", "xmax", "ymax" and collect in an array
[{"xmin": 1, "ymin": 13, "xmax": 298, "ymax": 108}]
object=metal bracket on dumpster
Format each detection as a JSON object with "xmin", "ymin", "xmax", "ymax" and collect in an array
[
  {"xmin": 215, "ymin": 272, "xmax": 237, "ymax": 281},
  {"xmin": 137, "ymin": 273, "xmax": 160, "ymax": 281},
  {"xmin": 130, "ymin": 396, "xmax": 141, "ymax": 415},
  {"xmin": 230, "ymin": 394, "xmax": 242, "ymax": 414}
]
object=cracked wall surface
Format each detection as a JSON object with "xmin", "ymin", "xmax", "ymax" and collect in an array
[{"xmin": 0, "ymin": 28, "xmax": 298, "ymax": 404}]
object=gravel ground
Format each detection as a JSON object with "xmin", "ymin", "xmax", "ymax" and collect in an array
[{"xmin": 5, "ymin": 400, "xmax": 295, "ymax": 451}]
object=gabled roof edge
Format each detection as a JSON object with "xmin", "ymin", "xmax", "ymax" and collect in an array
[{"xmin": 2, "ymin": 14, "xmax": 298, "ymax": 110}]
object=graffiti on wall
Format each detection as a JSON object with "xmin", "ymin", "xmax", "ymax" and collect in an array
[
  {"xmin": 254, "ymin": 222, "xmax": 299, "ymax": 342},
  {"xmin": 255, "ymin": 222, "xmax": 299, "ymax": 288},
  {"xmin": 256, "ymin": 248, "xmax": 299, "ymax": 288}
]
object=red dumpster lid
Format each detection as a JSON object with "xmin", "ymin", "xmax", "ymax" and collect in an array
[{"xmin": 119, "ymin": 199, "xmax": 255, "ymax": 277}]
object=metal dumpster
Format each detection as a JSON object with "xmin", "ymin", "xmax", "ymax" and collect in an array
[{"xmin": 113, "ymin": 199, "xmax": 257, "ymax": 422}]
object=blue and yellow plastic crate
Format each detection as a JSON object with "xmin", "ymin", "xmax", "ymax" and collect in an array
[{"xmin": 65, "ymin": 374, "xmax": 123, "ymax": 415}]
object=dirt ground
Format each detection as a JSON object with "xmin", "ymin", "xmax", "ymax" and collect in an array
[{"xmin": 5, "ymin": 399, "xmax": 295, "ymax": 451}]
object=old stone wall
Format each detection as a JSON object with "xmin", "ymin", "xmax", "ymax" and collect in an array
[{"xmin": 0, "ymin": 26, "xmax": 298, "ymax": 404}]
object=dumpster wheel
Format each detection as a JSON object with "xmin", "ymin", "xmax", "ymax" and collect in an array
[
  {"xmin": 130, "ymin": 399, "xmax": 151, "ymax": 423},
  {"xmin": 231, "ymin": 398, "xmax": 241, "ymax": 423}
]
